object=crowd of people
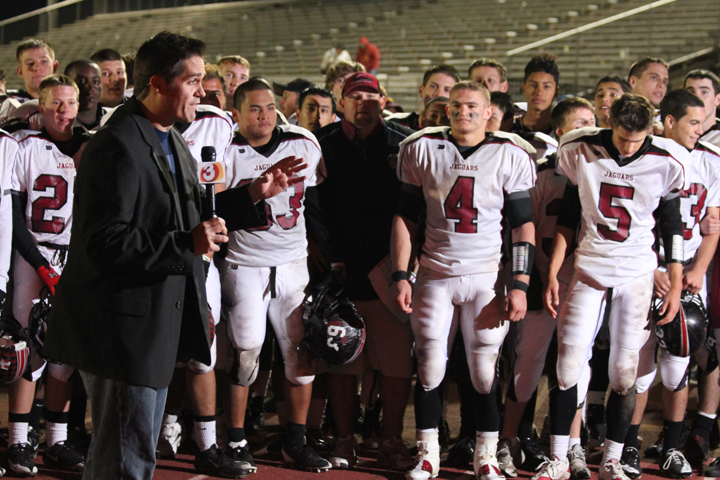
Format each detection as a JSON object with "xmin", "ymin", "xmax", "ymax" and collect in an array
[{"xmin": 0, "ymin": 26, "xmax": 719, "ymax": 480}]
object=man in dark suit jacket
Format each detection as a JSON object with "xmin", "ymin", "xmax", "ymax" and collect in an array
[{"xmin": 44, "ymin": 32, "xmax": 307, "ymax": 480}]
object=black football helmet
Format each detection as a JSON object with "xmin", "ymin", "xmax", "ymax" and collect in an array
[
  {"xmin": 302, "ymin": 273, "xmax": 366, "ymax": 366},
  {"xmin": 0, "ymin": 315, "xmax": 31, "ymax": 384},
  {"xmin": 28, "ymin": 288, "xmax": 52, "ymax": 358},
  {"xmin": 653, "ymin": 292, "xmax": 708, "ymax": 357}
]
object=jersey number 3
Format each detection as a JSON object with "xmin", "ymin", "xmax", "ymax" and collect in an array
[
  {"xmin": 444, "ymin": 176, "xmax": 478, "ymax": 233},
  {"xmin": 31, "ymin": 174, "xmax": 68, "ymax": 234},
  {"xmin": 597, "ymin": 183, "xmax": 634, "ymax": 242}
]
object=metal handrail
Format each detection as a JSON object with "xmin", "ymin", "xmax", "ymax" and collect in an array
[
  {"xmin": 506, "ymin": 0, "xmax": 679, "ymax": 56},
  {"xmin": 0, "ymin": 0, "xmax": 84, "ymax": 28}
]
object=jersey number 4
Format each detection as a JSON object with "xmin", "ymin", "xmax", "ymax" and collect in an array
[
  {"xmin": 597, "ymin": 183, "xmax": 634, "ymax": 242},
  {"xmin": 31, "ymin": 174, "xmax": 68, "ymax": 234},
  {"xmin": 443, "ymin": 176, "xmax": 478, "ymax": 233}
]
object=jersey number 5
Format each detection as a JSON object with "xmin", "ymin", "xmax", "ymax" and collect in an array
[
  {"xmin": 31, "ymin": 174, "xmax": 68, "ymax": 234},
  {"xmin": 597, "ymin": 183, "xmax": 634, "ymax": 242},
  {"xmin": 443, "ymin": 176, "xmax": 478, "ymax": 233}
]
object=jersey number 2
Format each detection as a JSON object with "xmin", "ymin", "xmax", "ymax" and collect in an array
[
  {"xmin": 443, "ymin": 176, "xmax": 478, "ymax": 233},
  {"xmin": 597, "ymin": 183, "xmax": 634, "ymax": 242},
  {"xmin": 31, "ymin": 174, "xmax": 68, "ymax": 234}
]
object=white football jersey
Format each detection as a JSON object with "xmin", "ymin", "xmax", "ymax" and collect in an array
[
  {"xmin": 556, "ymin": 127, "xmax": 689, "ymax": 288},
  {"xmin": 518, "ymin": 131, "xmax": 558, "ymax": 162},
  {"xmin": 180, "ymin": 104, "xmax": 233, "ymax": 167},
  {"xmin": 11, "ymin": 129, "xmax": 89, "ymax": 250},
  {"xmin": 398, "ymin": 127, "xmax": 536, "ymax": 276},
  {"xmin": 531, "ymin": 153, "xmax": 573, "ymax": 282},
  {"xmin": 224, "ymin": 124, "xmax": 324, "ymax": 267},
  {"xmin": 701, "ymin": 120, "xmax": 720, "ymax": 149},
  {"xmin": 658, "ymin": 141, "xmax": 720, "ymax": 263},
  {"xmin": 0, "ymin": 92, "xmax": 33, "ymax": 123},
  {"xmin": 0, "ymin": 129, "xmax": 18, "ymax": 292}
]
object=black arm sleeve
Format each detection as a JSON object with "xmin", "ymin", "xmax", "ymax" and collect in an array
[
  {"xmin": 657, "ymin": 193, "xmax": 684, "ymax": 263},
  {"xmin": 504, "ymin": 190, "xmax": 533, "ymax": 229},
  {"xmin": 396, "ymin": 183, "xmax": 425, "ymax": 223},
  {"xmin": 557, "ymin": 182, "xmax": 582, "ymax": 231},
  {"xmin": 215, "ymin": 184, "xmax": 268, "ymax": 232},
  {"xmin": 11, "ymin": 191, "xmax": 48, "ymax": 270}
]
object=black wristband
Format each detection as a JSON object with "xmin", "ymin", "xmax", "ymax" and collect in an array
[
  {"xmin": 391, "ymin": 271, "xmax": 409, "ymax": 283},
  {"xmin": 512, "ymin": 280, "xmax": 529, "ymax": 292}
]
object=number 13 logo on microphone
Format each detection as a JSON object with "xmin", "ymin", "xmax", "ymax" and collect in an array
[{"xmin": 198, "ymin": 162, "xmax": 226, "ymax": 184}]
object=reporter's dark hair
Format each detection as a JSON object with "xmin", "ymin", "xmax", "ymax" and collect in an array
[
  {"xmin": 233, "ymin": 76, "xmax": 273, "ymax": 110},
  {"xmin": 660, "ymin": 89, "xmax": 705, "ymax": 124},
  {"xmin": 298, "ymin": 86, "xmax": 336, "ymax": 114},
  {"xmin": 134, "ymin": 31, "xmax": 206, "ymax": 99},
  {"xmin": 609, "ymin": 93, "xmax": 655, "ymax": 132}
]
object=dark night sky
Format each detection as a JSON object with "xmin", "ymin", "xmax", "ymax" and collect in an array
[{"xmin": 0, "ymin": 1, "xmax": 49, "ymax": 22}]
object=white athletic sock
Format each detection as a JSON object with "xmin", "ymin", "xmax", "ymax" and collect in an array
[
  {"xmin": 476, "ymin": 431, "xmax": 499, "ymax": 456},
  {"xmin": 45, "ymin": 421, "xmax": 68, "ymax": 448},
  {"xmin": 194, "ymin": 420, "xmax": 216, "ymax": 452},
  {"xmin": 9, "ymin": 422, "xmax": 29, "ymax": 447},
  {"xmin": 569, "ymin": 437, "xmax": 581, "ymax": 449},
  {"xmin": 551, "ymin": 435, "xmax": 570, "ymax": 463},
  {"xmin": 699, "ymin": 411, "xmax": 718, "ymax": 419},
  {"xmin": 603, "ymin": 439, "xmax": 624, "ymax": 464}
]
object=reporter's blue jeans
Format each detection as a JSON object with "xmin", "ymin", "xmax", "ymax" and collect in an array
[{"xmin": 80, "ymin": 371, "xmax": 168, "ymax": 480}]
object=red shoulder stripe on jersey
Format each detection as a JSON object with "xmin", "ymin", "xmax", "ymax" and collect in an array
[
  {"xmin": 18, "ymin": 133, "xmax": 50, "ymax": 144},
  {"xmin": 194, "ymin": 111, "xmax": 232, "ymax": 128},
  {"xmin": 418, "ymin": 131, "xmax": 449, "ymax": 142},
  {"xmin": 644, "ymin": 149, "xmax": 686, "ymax": 184},
  {"xmin": 696, "ymin": 144, "xmax": 720, "ymax": 159},
  {"xmin": 484, "ymin": 140, "xmax": 537, "ymax": 184}
]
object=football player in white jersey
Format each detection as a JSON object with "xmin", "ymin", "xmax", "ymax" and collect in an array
[
  {"xmin": 594, "ymin": 76, "xmax": 631, "ymax": 129},
  {"xmin": 623, "ymin": 89, "xmax": 720, "ymax": 479},
  {"xmin": 220, "ymin": 78, "xmax": 330, "ymax": 473},
  {"xmin": 0, "ymin": 39, "xmax": 58, "ymax": 123},
  {"xmin": 499, "ymin": 97, "xmax": 596, "ymax": 480},
  {"xmin": 10, "ymin": 75, "xmax": 87, "ymax": 476},
  {"xmin": 538, "ymin": 94, "xmax": 689, "ymax": 480},
  {"xmin": 392, "ymin": 81, "xmax": 536, "ymax": 480},
  {"xmin": 468, "ymin": 58, "xmax": 509, "ymax": 93},
  {"xmin": 628, "ymin": 57, "xmax": 670, "ymax": 109},
  {"xmin": 685, "ymin": 70, "xmax": 720, "ymax": 148},
  {"xmin": 0, "ymin": 129, "xmax": 17, "ymax": 315},
  {"xmin": 217, "ymin": 56, "xmax": 250, "ymax": 112}
]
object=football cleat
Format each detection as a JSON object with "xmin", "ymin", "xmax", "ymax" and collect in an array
[
  {"xmin": 619, "ymin": 446, "xmax": 642, "ymax": 479},
  {"xmin": 194, "ymin": 444, "xmax": 249, "ymax": 478},
  {"xmin": 568, "ymin": 444, "xmax": 590, "ymax": 479},
  {"xmin": 599, "ymin": 460, "xmax": 631, "ymax": 480},
  {"xmin": 329, "ymin": 435, "xmax": 357, "ymax": 469},
  {"xmin": 497, "ymin": 438, "xmax": 520, "ymax": 477},
  {"xmin": 282, "ymin": 439, "xmax": 331, "ymax": 472},
  {"xmin": 660, "ymin": 449, "xmax": 692, "ymax": 479},
  {"xmin": 7, "ymin": 443, "xmax": 38, "ymax": 477},
  {"xmin": 225, "ymin": 439, "xmax": 257, "ymax": 473},
  {"xmin": 406, "ymin": 437, "xmax": 440, "ymax": 480},
  {"xmin": 531, "ymin": 457, "xmax": 570, "ymax": 480},
  {"xmin": 42, "ymin": 441, "xmax": 85, "ymax": 471}
]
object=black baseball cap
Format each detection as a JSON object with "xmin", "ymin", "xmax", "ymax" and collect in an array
[{"xmin": 273, "ymin": 78, "xmax": 313, "ymax": 96}]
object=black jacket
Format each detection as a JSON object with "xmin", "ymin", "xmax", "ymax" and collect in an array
[
  {"xmin": 44, "ymin": 98, "xmax": 265, "ymax": 388},
  {"xmin": 315, "ymin": 119, "xmax": 413, "ymax": 300}
]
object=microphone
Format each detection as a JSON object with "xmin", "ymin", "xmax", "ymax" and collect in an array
[{"xmin": 201, "ymin": 146, "xmax": 218, "ymax": 220}]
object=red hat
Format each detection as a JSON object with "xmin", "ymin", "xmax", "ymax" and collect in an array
[{"xmin": 342, "ymin": 72, "xmax": 381, "ymax": 97}]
